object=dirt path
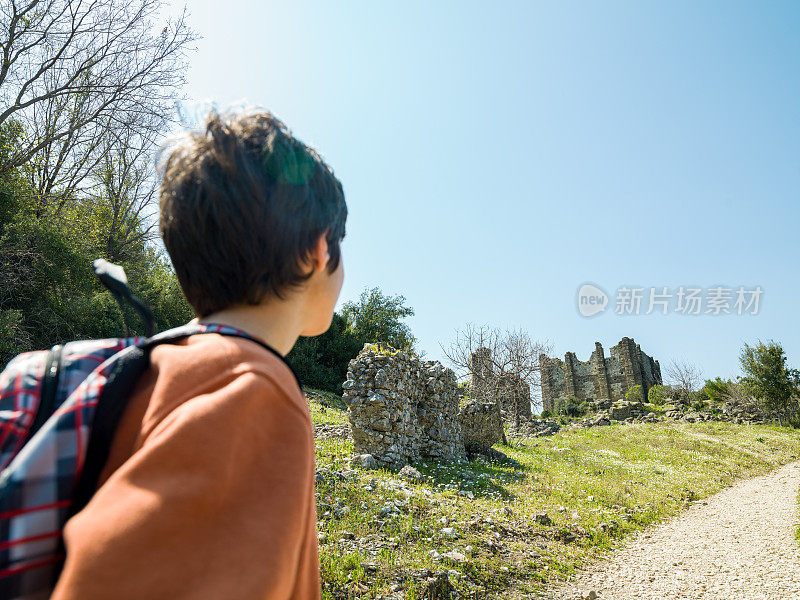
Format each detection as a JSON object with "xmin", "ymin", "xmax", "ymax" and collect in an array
[{"xmin": 553, "ymin": 461, "xmax": 800, "ymax": 600}]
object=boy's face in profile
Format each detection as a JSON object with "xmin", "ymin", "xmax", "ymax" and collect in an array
[{"xmin": 301, "ymin": 238, "xmax": 344, "ymax": 337}]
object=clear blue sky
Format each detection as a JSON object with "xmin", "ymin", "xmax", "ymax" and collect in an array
[{"xmin": 166, "ymin": 1, "xmax": 800, "ymax": 384}]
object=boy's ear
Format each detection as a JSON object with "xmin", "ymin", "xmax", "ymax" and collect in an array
[{"xmin": 308, "ymin": 230, "xmax": 330, "ymax": 273}]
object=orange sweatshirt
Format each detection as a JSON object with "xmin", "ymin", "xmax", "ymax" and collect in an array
[{"xmin": 50, "ymin": 333, "xmax": 320, "ymax": 600}]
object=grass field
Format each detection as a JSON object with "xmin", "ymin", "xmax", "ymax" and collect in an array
[{"xmin": 307, "ymin": 389, "xmax": 800, "ymax": 599}]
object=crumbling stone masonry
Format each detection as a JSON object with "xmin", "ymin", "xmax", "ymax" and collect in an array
[
  {"xmin": 343, "ymin": 344, "xmax": 466, "ymax": 467},
  {"xmin": 458, "ymin": 400, "xmax": 504, "ymax": 453},
  {"xmin": 540, "ymin": 337, "xmax": 662, "ymax": 411}
]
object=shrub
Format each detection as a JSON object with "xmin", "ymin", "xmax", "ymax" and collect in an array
[
  {"xmin": 648, "ymin": 384, "xmax": 672, "ymax": 406},
  {"xmin": 673, "ymin": 387, "xmax": 693, "ymax": 406},
  {"xmin": 0, "ymin": 309, "xmax": 30, "ymax": 361},
  {"xmin": 688, "ymin": 390, "xmax": 708, "ymax": 411},
  {"xmin": 554, "ymin": 396, "xmax": 586, "ymax": 418},
  {"xmin": 625, "ymin": 385, "xmax": 643, "ymax": 402},
  {"xmin": 701, "ymin": 377, "xmax": 732, "ymax": 405},
  {"xmin": 286, "ymin": 312, "xmax": 365, "ymax": 394},
  {"xmin": 341, "ymin": 287, "xmax": 416, "ymax": 352}
]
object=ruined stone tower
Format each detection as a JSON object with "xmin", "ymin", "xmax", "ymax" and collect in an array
[
  {"xmin": 469, "ymin": 347, "xmax": 493, "ymax": 386},
  {"xmin": 539, "ymin": 337, "xmax": 661, "ymax": 412}
]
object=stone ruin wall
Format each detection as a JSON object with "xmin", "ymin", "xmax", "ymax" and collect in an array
[
  {"xmin": 342, "ymin": 344, "xmax": 466, "ymax": 467},
  {"xmin": 540, "ymin": 337, "xmax": 662, "ymax": 412}
]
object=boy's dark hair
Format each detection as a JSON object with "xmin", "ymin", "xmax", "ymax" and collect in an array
[{"xmin": 159, "ymin": 109, "xmax": 347, "ymax": 317}]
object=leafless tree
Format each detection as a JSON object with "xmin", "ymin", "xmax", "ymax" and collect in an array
[
  {"xmin": 82, "ymin": 120, "xmax": 159, "ymax": 261},
  {"xmin": 0, "ymin": 0, "xmax": 196, "ymax": 214},
  {"xmin": 440, "ymin": 323, "xmax": 552, "ymax": 432},
  {"xmin": 665, "ymin": 359, "xmax": 703, "ymax": 394},
  {"xmin": 23, "ymin": 71, "xmax": 112, "ymax": 212}
]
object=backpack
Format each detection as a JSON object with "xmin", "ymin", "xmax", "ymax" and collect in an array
[{"xmin": 0, "ymin": 262, "xmax": 265, "ymax": 599}]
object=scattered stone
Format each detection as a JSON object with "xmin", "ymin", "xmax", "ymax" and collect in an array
[
  {"xmin": 314, "ymin": 468, "xmax": 330, "ymax": 484},
  {"xmin": 507, "ymin": 418, "xmax": 561, "ymax": 437},
  {"xmin": 683, "ymin": 411, "xmax": 701, "ymax": 423},
  {"xmin": 398, "ymin": 464, "xmax": 425, "ymax": 483},
  {"xmin": 350, "ymin": 453, "xmax": 380, "ymax": 470},
  {"xmin": 360, "ymin": 562, "xmax": 378, "ymax": 574},
  {"xmin": 439, "ymin": 527, "xmax": 458, "ymax": 539},
  {"xmin": 609, "ymin": 400, "xmax": 641, "ymax": 421},
  {"xmin": 313, "ymin": 422, "xmax": 351, "ymax": 440},
  {"xmin": 423, "ymin": 572, "xmax": 454, "ymax": 600},
  {"xmin": 410, "ymin": 569, "xmax": 433, "ymax": 580},
  {"xmin": 441, "ymin": 550, "xmax": 467, "ymax": 564},
  {"xmin": 379, "ymin": 504, "xmax": 399, "ymax": 518}
]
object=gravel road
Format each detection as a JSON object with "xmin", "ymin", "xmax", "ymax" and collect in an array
[{"xmin": 555, "ymin": 461, "xmax": 800, "ymax": 600}]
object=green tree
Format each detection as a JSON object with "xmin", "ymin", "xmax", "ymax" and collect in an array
[
  {"xmin": 286, "ymin": 313, "xmax": 365, "ymax": 394},
  {"xmin": 739, "ymin": 340, "xmax": 800, "ymax": 426},
  {"xmin": 341, "ymin": 287, "xmax": 417, "ymax": 352},
  {"xmin": 0, "ymin": 120, "xmax": 194, "ymax": 366}
]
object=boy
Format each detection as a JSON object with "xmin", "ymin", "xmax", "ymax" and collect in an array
[{"xmin": 50, "ymin": 109, "xmax": 347, "ymax": 599}]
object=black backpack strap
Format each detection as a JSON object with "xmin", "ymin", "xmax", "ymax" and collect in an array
[
  {"xmin": 25, "ymin": 345, "xmax": 64, "ymax": 447},
  {"xmin": 66, "ymin": 344, "xmax": 152, "ymax": 520},
  {"xmin": 66, "ymin": 328, "xmax": 199, "ymax": 519}
]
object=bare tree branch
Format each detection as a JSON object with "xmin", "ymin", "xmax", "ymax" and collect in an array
[
  {"xmin": 665, "ymin": 359, "xmax": 703, "ymax": 394},
  {"xmin": 0, "ymin": 0, "xmax": 197, "ymax": 214},
  {"xmin": 81, "ymin": 118, "xmax": 160, "ymax": 261},
  {"xmin": 440, "ymin": 323, "xmax": 552, "ymax": 428}
]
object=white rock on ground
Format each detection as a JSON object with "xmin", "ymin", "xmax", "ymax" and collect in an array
[{"xmin": 553, "ymin": 461, "xmax": 800, "ymax": 600}]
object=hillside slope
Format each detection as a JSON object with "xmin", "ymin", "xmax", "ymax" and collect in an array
[{"xmin": 307, "ymin": 389, "xmax": 800, "ymax": 599}]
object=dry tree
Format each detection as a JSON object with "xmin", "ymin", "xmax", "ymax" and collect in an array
[
  {"xmin": 0, "ymin": 0, "xmax": 197, "ymax": 216},
  {"xmin": 440, "ymin": 323, "xmax": 552, "ymax": 432}
]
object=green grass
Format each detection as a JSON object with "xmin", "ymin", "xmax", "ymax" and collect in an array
[
  {"xmin": 305, "ymin": 388, "xmax": 349, "ymax": 425},
  {"xmin": 308, "ymin": 393, "xmax": 800, "ymax": 599}
]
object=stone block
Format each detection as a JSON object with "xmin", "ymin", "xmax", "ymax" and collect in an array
[{"xmin": 458, "ymin": 400, "xmax": 503, "ymax": 452}]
